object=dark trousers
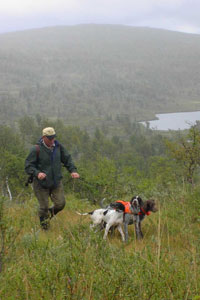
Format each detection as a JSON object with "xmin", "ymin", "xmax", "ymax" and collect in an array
[{"xmin": 33, "ymin": 179, "xmax": 66, "ymax": 218}]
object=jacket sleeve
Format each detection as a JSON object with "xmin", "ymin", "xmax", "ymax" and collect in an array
[
  {"xmin": 24, "ymin": 146, "xmax": 40, "ymax": 177},
  {"xmin": 60, "ymin": 144, "xmax": 77, "ymax": 173}
]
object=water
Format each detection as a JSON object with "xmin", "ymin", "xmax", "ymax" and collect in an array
[{"xmin": 141, "ymin": 111, "xmax": 200, "ymax": 131}]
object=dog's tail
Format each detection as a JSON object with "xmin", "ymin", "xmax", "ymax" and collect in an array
[
  {"xmin": 76, "ymin": 211, "xmax": 93, "ymax": 216},
  {"xmin": 100, "ymin": 198, "xmax": 107, "ymax": 208}
]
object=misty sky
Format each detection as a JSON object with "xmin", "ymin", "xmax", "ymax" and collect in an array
[{"xmin": 0, "ymin": 0, "xmax": 200, "ymax": 34}]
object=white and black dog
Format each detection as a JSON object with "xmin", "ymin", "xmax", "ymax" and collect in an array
[{"xmin": 77, "ymin": 196, "xmax": 141, "ymax": 242}]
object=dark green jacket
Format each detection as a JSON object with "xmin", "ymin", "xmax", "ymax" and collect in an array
[{"xmin": 25, "ymin": 139, "xmax": 77, "ymax": 188}]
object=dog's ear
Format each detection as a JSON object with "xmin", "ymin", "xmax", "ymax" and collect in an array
[
  {"xmin": 130, "ymin": 196, "xmax": 136, "ymax": 204},
  {"xmin": 137, "ymin": 197, "xmax": 143, "ymax": 206},
  {"xmin": 146, "ymin": 200, "xmax": 151, "ymax": 210}
]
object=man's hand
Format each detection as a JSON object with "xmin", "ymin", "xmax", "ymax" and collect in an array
[
  {"xmin": 71, "ymin": 172, "xmax": 80, "ymax": 179},
  {"xmin": 38, "ymin": 172, "xmax": 47, "ymax": 180}
]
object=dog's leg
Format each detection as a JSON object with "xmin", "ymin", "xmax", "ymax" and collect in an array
[
  {"xmin": 117, "ymin": 224, "xmax": 125, "ymax": 242},
  {"xmin": 138, "ymin": 221, "xmax": 143, "ymax": 238},
  {"xmin": 124, "ymin": 222, "xmax": 129, "ymax": 242},
  {"xmin": 124, "ymin": 214, "xmax": 130, "ymax": 242},
  {"xmin": 90, "ymin": 221, "xmax": 104, "ymax": 232},
  {"xmin": 103, "ymin": 223, "xmax": 112, "ymax": 240},
  {"xmin": 135, "ymin": 216, "xmax": 143, "ymax": 239},
  {"xmin": 90, "ymin": 223, "xmax": 96, "ymax": 229}
]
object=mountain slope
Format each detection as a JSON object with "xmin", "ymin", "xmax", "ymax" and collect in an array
[{"xmin": 0, "ymin": 25, "xmax": 200, "ymax": 126}]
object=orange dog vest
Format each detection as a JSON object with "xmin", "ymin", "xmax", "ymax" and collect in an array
[{"xmin": 116, "ymin": 200, "xmax": 132, "ymax": 214}]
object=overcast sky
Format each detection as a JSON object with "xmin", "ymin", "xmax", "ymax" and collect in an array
[{"xmin": 0, "ymin": 0, "xmax": 200, "ymax": 34}]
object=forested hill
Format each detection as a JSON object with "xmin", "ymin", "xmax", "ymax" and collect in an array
[{"xmin": 1, "ymin": 24, "xmax": 200, "ymax": 127}]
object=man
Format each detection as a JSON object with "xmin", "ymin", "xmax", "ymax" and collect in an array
[{"xmin": 25, "ymin": 127, "xmax": 80, "ymax": 230}]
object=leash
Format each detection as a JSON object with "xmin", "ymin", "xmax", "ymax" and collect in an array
[
  {"xmin": 25, "ymin": 176, "xmax": 96, "ymax": 188},
  {"xmin": 75, "ymin": 177, "xmax": 104, "ymax": 189}
]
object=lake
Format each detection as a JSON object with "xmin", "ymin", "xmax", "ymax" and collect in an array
[{"xmin": 140, "ymin": 111, "xmax": 200, "ymax": 131}]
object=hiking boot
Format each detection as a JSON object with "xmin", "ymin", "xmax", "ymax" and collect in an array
[{"xmin": 39, "ymin": 216, "xmax": 50, "ymax": 230}]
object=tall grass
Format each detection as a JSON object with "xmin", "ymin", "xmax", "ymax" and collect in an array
[{"xmin": 0, "ymin": 194, "xmax": 200, "ymax": 300}]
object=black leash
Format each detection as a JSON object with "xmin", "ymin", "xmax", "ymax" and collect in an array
[
  {"xmin": 75, "ymin": 177, "xmax": 104, "ymax": 189},
  {"xmin": 25, "ymin": 175, "xmax": 100, "ymax": 189}
]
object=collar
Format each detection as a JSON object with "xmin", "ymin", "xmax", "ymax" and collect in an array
[
  {"xmin": 139, "ymin": 207, "xmax": 151, "ymax": 216},
  {"xmin": 42, "ymin": 140, "xmax": 55, "ymax": 150}
]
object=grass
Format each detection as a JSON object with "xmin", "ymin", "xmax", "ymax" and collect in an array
[{"xmin": 0, "ymin": 194, "xmax": 200, "ymax": 300}]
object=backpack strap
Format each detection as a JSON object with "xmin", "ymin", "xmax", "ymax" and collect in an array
[
  {"xmin": 35, "ymin": 145, "xmax": 40, "ymax": 161},
  {"xmin": 35, "ymin": 142, "xmax": 60, "ymax": 162}
]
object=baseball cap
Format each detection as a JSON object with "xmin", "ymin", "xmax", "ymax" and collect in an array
[{"xmin": 42, "ymin": 127, "xmax": 56, "ymax": 138}]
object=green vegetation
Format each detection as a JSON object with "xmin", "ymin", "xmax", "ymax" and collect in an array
[
  {"xmin": 0, "ymin": 193, "xmax": 200, "ymax": 300},
  {"xmin": 0, "ymin": 117, "xmax": 200, "ymax": 299},
  {"xmin": 1, "ymin": 25, "xmax": 200, "ymax": 298},
  {"xmin": 1, "ymin": 25, "xmax": 200, "ymax": 130}
]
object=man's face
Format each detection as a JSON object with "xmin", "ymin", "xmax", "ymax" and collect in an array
[{"xmin": 43, "ymin": 136, "xmax": 55, "ymax": 147}]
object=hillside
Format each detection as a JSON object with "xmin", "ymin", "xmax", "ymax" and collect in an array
[
  {"xmin": 1, "ymin": 102, "xmax": 200, "ymax": 299},
  {"xmin": 1, "ymin": 193, "xmax": 200, "ymax": 299},
  {"xmin": 1, "ymin": 25, "xmax": 200, "ymax": 128}
]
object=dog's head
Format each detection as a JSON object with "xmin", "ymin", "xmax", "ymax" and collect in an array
[
  {"xmin": 146, "ymin": 199, "xmax": 158, "ymax": 213},
  {"xmin": 130, "ymin": 196, "xmax": 142, "ymax": 214},
  {"xmin": 130, "ymin": 195, "xmax": 143, "ymax": 207}
]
